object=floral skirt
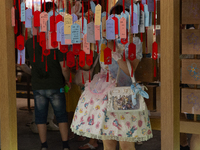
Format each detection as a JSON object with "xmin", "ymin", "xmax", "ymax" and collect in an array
[{"xmin": 70, "ymin": 74, "xmax": 153, "ymax": 142}]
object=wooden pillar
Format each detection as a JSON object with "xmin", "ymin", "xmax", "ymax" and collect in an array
[
  {"xmin": 0, "ymin": 0, "xmax": 18, "ymax": 149},
  {"xmin": 160, "ymin": 0, "xmax": 180, "ymax": 150}
]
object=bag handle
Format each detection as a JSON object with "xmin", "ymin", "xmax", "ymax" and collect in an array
[
  {"xmin": 126, "ymin": 59, "xmax": 136, "ymax": 83},
  {"xmin": 116, "ymin": 59, "xmax": 136, "ymax": 84},
  {"xmin": 91, "ymin": 55, "xmax": 99, "ymax": 70}
]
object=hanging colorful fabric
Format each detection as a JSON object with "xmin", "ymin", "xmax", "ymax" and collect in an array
[
  {"xmin": 51, "ymin": 32, "xmax": 58, "ymax": 48},
  {"xmin": 88, "ymin": 0, "xmax": 90, "ymax": 23},
  {"xmin": 25, "ymin": 28, "xmax": 28, "ymax": 40},
  {"xmin": 21, "ymin": 2, "xmax": 25, "ymax": 22},
  {"xmin": 82, "ymin": 70, "xmax": 85, "ymax": 84},
  {"xmin": 42, "ymin": 45, "xmax": 50, "ymax": 57},
  {"xmin": 140, "ymin": 3, "xmax": 145, "ymax": 42},
  {"xmin": 50, "ymin": 15, "xmax": 56, "ymax": 32},
  {"xmin": 106, "ymin": 18, "xmax": 115, "ymax": 40},
  {"xmin": 14, "ymin": 19, "xmax": 18, "ymax": 34},
  {"xmin": 83, "ymin": 34, "xmax": 90, "ymax": 54},
  {"xmin": 100, "ymin": 43, "xmax": 106, "ymax": 62},
  {"xmin": 32, "ymin": 0, "xmax": 34, "ymax": 15},
  {"xmin": 67, "ymin": 51, "xmax": 75, "ymax": 68},
  {"xmin": 18, "ymin": 0, "xmax": 21, "ymax": 21},
  {"xmin": 34, "ymin": 10, "xmax": 40, "ymax": 27},
  {"xmin": 104, "ymin": 47, "xmax": 112, "ymax": 65},
  {"xmin": 68, "ymin": 0, "xmax": 71, "ymax": 14},
  {"xmin": 42, "ymin": 40, "xmax": 50, "ymax": 72},
  {"xmin": 120, "ymin": 17, "xmax": 126, "ymax": 39},
  {"xmin": 17, "ymin": 48, "xmax": 25, "ymax": 66},
  {"xmin": 11, "ymin": 7, "xmax": 15, "ymax": 26},
  {"xmin": 17, "ymin": 35, "xmax": 24, "ymax": 50},
  {"xmin": 131, "ymin": 0, "xmax": 133, "ymax": 26},
  {"xmin": 56, "ymin": 14, "xmax": 63, "ymax": 23},
  {"xmin": 95, "ymin": 4, "xmax": 101, "ymax": 26},
  {"xmin": 82, "ymin": 1, "xmax": 84, "ymax": 33},
  {"xmin": 60, "ymin": 43, "xmax": 68, "ymax": 53},
  {"xmin": 152, "ymin": 0, "xmax": 157, "ymax": 77},
  {"xmin": 96, "ymin": 41, "xmax": 99, "ymax": 53},
  {"xmin": 86, "ymin": 50, "xmax": 93, "ymax": 66},
  {"xmin": 40, "ymin": 32, "xmax": 46, "ymax": 46},
  {"xmin": 106, "ymin": 0, "xmax": 109, "ymax": 19},
  {"xmin": 71, "ymin": 23, "xmax": 81, "ymax": 44},
  {"xmin": 17, "ymin": 35, "xmax": 25, "ymax": 66},
  {"xmin": 79, "ymin": 51, "xmax": 86, "ymax": 68},
  {"xmin": 128, "ymin": 43, "xmax": 136, "ymax": 61},
  {"xmin": 152, "ymin": 42, "xmax": 158, "ymax": 77},
  {"xmin": 87, "ymin": 22, "xmax": 96, "ymax": 44},
  {"xmin": 51, "ymin": 32, "xmax": 58, "ymax": 60},
  {"xmin": 40, "ymin": 12, "xmax": 48, "ymax": 32},
  {"xmin": 112, "ymin": 16, "xmax": 119, "ymax": 37},
  {"xmin": 73, "ymin": 44, "xmax": 81, "ymax": 55},
  {"xmin": 64, "ymin": 14, "xmax": 72, "ymax": 34}
]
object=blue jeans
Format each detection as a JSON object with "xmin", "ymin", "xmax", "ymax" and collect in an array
[{"xmin": 33, "ymin": 89, "xmax": 68, "ymax": 124}]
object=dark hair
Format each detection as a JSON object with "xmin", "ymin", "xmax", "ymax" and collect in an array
[
  {"xmin": 42, "ymin": 2, "xmax": 57, "ymax": 12},
  {"xmin": 110, "ymin": 5, "xmax": 129, "ymax": 15}
]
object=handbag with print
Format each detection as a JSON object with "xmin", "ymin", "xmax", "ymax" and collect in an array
[{"xmin": 107, "ymin": 59, "xmax": 149, "ymax": 112}]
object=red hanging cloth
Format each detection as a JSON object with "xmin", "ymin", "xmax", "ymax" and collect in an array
[
  {"xmin": 68, "ymin": 1, "xmax": 71, "ymax": 14},
  {"xmin": 82, "ymin": 1, "xmax": 84, "ymax": 33},
  {"xmin": 88, "ymin": 0, "xmax": 90, "ymax": 23},
  {"xmin": 32, "ymin": 0, "xmax": 34, "ymax": 15},
  {"xmin": 106, "ymin": 0, "xmax": 108, "ymax": 19}
]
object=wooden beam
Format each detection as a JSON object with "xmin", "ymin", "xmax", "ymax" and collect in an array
[
  {"xmin": 160, "ymin": 0, "xmax": 180, "ymax": 150},
  {"xmin": 0, "ymin": 0, "xmax": 18, "ymax": 149},
  {"xmin": 150, "ymin": 118, "xmax": 161, "ymax": 130},
  {"xmin": 180, "ymin": 120, "xmax": 200, "ymax": 134}
]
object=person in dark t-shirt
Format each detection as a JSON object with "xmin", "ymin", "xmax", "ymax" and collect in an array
[{"xmin": 18, "ymin": 2, "xmax": 70, "ymax": 150}]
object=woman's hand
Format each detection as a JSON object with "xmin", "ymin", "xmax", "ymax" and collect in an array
[{"xmin": 65, "ymin": 81, "xmax": 71, "ymax": 91}]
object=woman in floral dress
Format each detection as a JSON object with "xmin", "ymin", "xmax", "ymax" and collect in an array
[{"xmin": 71, "ymin": 1, "xmax": 152, "ymax": 150}]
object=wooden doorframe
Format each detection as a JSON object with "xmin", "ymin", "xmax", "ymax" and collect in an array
[
  {"xmin": 0, "ymin": 0, "xmax": 18, "ymax": 149},
  {"xmin": 160, "ymin": 0, "xmax": 181, "ymax": 150},
  {"xmin": 0, "ymin": 0, "xmax": 182, "ymax": 150}
]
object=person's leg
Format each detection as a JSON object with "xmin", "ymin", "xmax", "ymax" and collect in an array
[
  {"xmin": 37, "ymin": 124, "xmax": 47, "ymax": 143},
  {"xmin": 103, "ymin": 140, "xmax": 117, "ymax": 150},
  {"xmin": 119, "ymin": 141, "xmax": 135, "ymax": 150},
  {"xmin": 46, "ymin": 103, "xmax": 59, "ymax": 131},
  {"xmin": 180, "ymin": 133, "xmax": 189, "ymax": 147},
  {"xmin": 190, "ymin": 134, "xmax": 200, "ymax": 150},
  {"xmin": 48, "ymin": 89, "xmax": 69, "ymax": 149},
  {"xmin": 34, "ymin": 90, "xmax": 49, "ymax": 148},
  {"xmin": 47, "ymin": 103, "xmax": 54, "ymax": 122},
  {"xmin": 59, "ymin": 122, "xmax": 68, "ymax": 141}
]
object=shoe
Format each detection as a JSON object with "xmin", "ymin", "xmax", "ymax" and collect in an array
[
  {"xmin": 63, "ymin": 148, "xmax": 70, "ymax": 150},
  {"xmin": 30, "ymin": 122, "xmax": 39, "ymax": 134},
  {"xmin": 180, "ymin": 145, "xmax": 190, "ymax": 150},
  {"xmin": 78, "ymin": 143, "xmax": 98, "ymax": 150},
  {"xmin": 136, "ymin": 141, "xmax": 143, "ymax": 145},
  {"xmin": 47, "ymin": 121, "xmax": 59, "ymax": 131},
  {"xmin": 41, "ymin": 148, "xmax": 48, "ymax": 150}
]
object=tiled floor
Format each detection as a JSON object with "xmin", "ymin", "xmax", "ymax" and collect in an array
[{"xmin": 17, "ymin": 98, "xmax": 161, "ymax": 150}]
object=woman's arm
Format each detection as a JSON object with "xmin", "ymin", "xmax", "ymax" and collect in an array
[{"xmin": 81, "ymin": 63, "xmax": 91, "ymax": 70}]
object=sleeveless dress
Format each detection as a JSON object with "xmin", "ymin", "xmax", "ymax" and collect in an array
[{"xmin": 70, "ymin": 38, "xmax": 153, "ymax": 142}]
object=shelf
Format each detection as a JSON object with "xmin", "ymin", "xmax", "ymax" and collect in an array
[{"xmin": 180, "ymin": 119, "xmax": 200, "ymax": 134}]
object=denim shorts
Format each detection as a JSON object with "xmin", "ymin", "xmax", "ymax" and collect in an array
[{"xmin": 33, "ymin": 89, "xmax": 68, "ymax": 124}]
